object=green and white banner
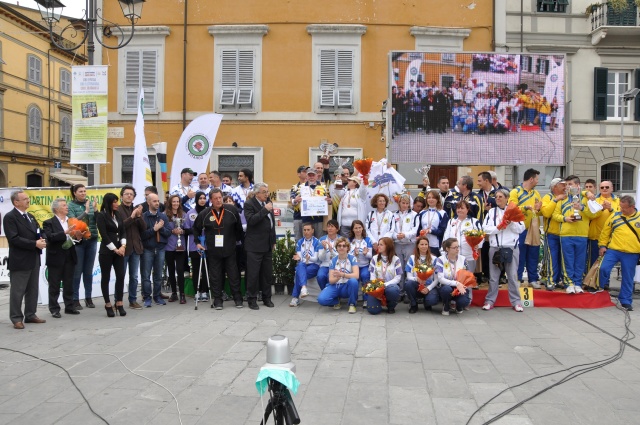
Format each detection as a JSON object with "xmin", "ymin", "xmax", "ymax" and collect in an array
[{"xmin": 70, "ymin": 65, "xmax": 108, "ymax": 164}]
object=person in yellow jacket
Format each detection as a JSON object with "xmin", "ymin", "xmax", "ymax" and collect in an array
[
  {"xmin": 552, "ymin": 175, "xmax": 600, "ymax": 293},
  {"xmin": 509, "ymin": 169, "xmax": 542, "ymax": 288},
  {"xmin": 587, "ymin": 180, "xmax": 620, "ymax": 270},
  {"xmin": 539, "ymin": 178, "xmax": 567, "ymax": 290},
  {"xmin": 538, "ymin": 97, "xmax": 551, "ymax": 132},
  {"xmin": 598, "ymin": 196, "xmax": 640, "ymax": 311}
]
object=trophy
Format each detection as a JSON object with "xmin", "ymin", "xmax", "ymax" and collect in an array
[
  {"xmin": 415, "ymin": 165, "xmax": 432, "ymax": 189},
  {"xmin": 173, "ymin": 217, "xmax": 185, "ymax": 251},
  {"xmin": 332, "ymin": 156, "xmax": 351, "ymax": 189},
  {"xmin": 318, "ymin": 142, "xmax": 339, "ymax": 165},
  {"xmin": 569, "ymin": 187, "xmax": 582, "ymax": 221}
]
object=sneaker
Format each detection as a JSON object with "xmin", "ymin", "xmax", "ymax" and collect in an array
[
  {"xmin": 213, "ymin": 302, "xmax": 223, "ymax": 310},
  {"xmin": 235, "ymin": 300, "xmax": 243, "ymax": 309},
  {"xmin": 333, "ymin": 302, "xmax": 341, "ymax": 310},
  {"xmin": 201, "ymin": 292, "xmax": 210, "ymax": 302},
  {"xmin": 514, "ymin": 304, "xmax": 524, "ymax": 312},
  {"xmin": 289, "ymin": 297, "xmax": 300, "ymax": 307},
  {"xmin": 154, "ymin": 297, "xmax": 166, "ymax": 306},
  {"xmin": 348, "ymin": 305, "xmax": 357, "ymax": 314},
  {"xmin": 574, "ymin": 286, "xmax": 584, "ymax": 294},
  {"xmin": 300, "ymin": 286, "xmax": 308, "ymax": 298},
  {"xmin": 363, "ymin": 300, "xmax": 367, "ymax": 308},
  {"xmin": 129, "ymin": 302, "xmax": 143, "ymax": 310},
  {"xmin": 545, "ymin": 282, "xmax": 555, "ymax": 291},
  {"xmin": 388, "ymin": 308, "xmax": 396, "ymax": 314},
  {"xmin": 530, "ymin": 281, "xmax": 541, "ymax": 289},
  {"xmin": 482, "ymin": 303, "xmax": 493, "ymax": 311},
  {"xmin": 143, "ymin": 298, "xmax": 152, "ymax": 308},
  {"xmin": 409, "ymin": 305, "xmax": 418, "ymax": 314},
  {"xmin": 442, "ymin": 309, "xmax": 450, "ymax": 316},
  {"xmin": 168, "ymin": 293, "xmax": 178, "ymax": 302},
  {"xmin": 179, "ymin": 294, "xmax": 186, "ymax": 304},
  {"xmin": 621, "ymin": 303, "xmax": 634, "ymax": 311},
  {"xmin": 566, "ymin": 285, "xmax": 576, "ymax": 294},
  {"xmin": 455, "ymin": 308, "xmax": 464, "ymax": 314}
]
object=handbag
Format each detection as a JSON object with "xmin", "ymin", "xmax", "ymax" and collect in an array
[
  {"xmin": 620, "ymin": 217, "xmax": 640, "ymax": 265},
  {"xmin": 583, "ymin": 257, "xmax": 602, "ymax": 290}
]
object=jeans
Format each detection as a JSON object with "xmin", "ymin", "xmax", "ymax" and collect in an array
[
  {"xmin": 292, "ymin": 262, "xmax": 320, "ymax": 298},
  {"xmin": 384, "ymin": 284, "xmax": 401, "ymax": 310},
  {"xmin": 317, "ymin": 279, "xmax": 358, "ymax": 307},
  {"xmin": 437, "ymin": 285, "xmax": 470, "ymax": 312},
  {"xmin": 72, "ymin": 238, "xmax": 97, "ymax": 300},
  {"xmin": 141, "ymin": 248, "xmax": 166, "ymax": 300},
  {"xmin": 540, "ymin": 113, "xmax": 548, "ymax": 131},
  {"xmin": 123, "ymin": 252, "xmax": 140, "ymax": 303}
]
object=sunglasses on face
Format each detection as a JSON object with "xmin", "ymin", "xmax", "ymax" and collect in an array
[{"xmin": 600, "ymin": 186, "xmax": 610, "ymax": 189}]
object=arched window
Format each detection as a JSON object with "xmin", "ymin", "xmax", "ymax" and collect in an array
[
  {"xmin": 601, "ymin": 162, "xmax": 635, "ymax": 191},
  {"xmin": 28, "ymin": 105, "xmax": 42, "ymax": 144},
  {"xmin": 26, "ymin": 172, "xmax": 42, "ymax": 187}
]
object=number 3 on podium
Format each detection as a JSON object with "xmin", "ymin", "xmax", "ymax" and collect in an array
[{"xmin": 519, "ymin": 287, "xmax": 534, "ymax": 307}]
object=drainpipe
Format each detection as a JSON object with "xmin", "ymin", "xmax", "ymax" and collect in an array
[
  {"xmin": 47, "ymin": 49, "xmax": 53, "ymax": 160},
  {"xmin": 183, "ymin": 0, "xmax": 188, "ymax": 130},
  {"xmin": 520, "ymin": 0, "xmax": 524, "ymax": 52}
]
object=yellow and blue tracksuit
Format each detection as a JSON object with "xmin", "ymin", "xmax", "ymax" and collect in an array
[
  {"xmin": 598, "ymin": 210, "xmax": 640, "ymax": 305},
  {"xmin": 553, "ymin": 194, "xmax": 599, "ymax": 287},
  {"xmin": 587, "ymin": 195, "xmax": 620, "ymax": 269},
  {"xmin": 539, "ymin": 193, "xmax": 562, "ymax": 287},
  {"xmin": 509, "ymin": 186, "xmax": 542, "ymax": 283}
]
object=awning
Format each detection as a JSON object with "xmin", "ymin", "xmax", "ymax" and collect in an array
[{"xmin": 50, "ymin": 172, "xmax": 88, "ymax": 186}]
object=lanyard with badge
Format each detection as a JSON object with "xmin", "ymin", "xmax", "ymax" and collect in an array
[{"xmin": 211, "ymin": 208, "xmax": 225, "ymax": 247}]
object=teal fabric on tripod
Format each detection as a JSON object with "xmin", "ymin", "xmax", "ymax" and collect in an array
[{"xmin": 255, "ymin": 367, "xmax": 300, "ymax": 396}]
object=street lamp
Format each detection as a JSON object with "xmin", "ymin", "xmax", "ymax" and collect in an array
[
  {"xmin": 35, "ymin": 0, "xmax": 145, "ymax": 186},
  {"xmin": 619, "ymin": 87, "xmax": 640, "ymax": 193},
  {"xmin": 34, "ymin": 0, "xmax": 145, "ymax": 66}
]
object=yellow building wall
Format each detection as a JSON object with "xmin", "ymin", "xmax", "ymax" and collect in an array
[{"xmin": 101, "ymin": 0, "xmax": 494, "ymax": 191}]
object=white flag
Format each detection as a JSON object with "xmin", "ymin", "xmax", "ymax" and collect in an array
[
  {"xmin": 132, "ymin": 90, "xmax": 153, "ymax": 205},
  {"xmin": 635, "ymin": 165, "xmax": 640, "ymax": 282},
  {"xmin": 169, "ymin": 114, "xmax": 223, "ymax": 189}
]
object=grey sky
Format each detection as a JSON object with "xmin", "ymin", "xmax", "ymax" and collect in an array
[{"xmin": 7, "ymin": 0, "xmax": 86, "ymax": 19}]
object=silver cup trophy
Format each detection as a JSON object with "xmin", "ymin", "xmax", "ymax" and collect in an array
[
  {"xmin": 173, "ymin": 217, "xmax": 185, "ymax": 250},
  {"xmin": 569, "ymin": 187, "xmax": 582, "ymax": 221}
]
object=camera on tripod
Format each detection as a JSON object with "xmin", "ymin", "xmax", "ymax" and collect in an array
[{"xmin": 258, "ymin": 335, "xmax": 301, "ymax": 425}]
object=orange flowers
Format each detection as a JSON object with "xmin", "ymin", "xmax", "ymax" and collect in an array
[
  {"xmin": 353, "ymin": 158, "xmax": 373, "ymax": 185},
  {"xmin": 68, "ymin": 218, "xmax": 91, "ymax": 240},
  {"xmin": 497, "ymin": 202, "xmax": 525, "ymax": 230}
]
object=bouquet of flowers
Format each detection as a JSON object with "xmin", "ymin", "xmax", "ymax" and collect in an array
[
  {"xmin": 353, "ymin": 158, "xmax": 373, "ymax": 185},
  {"xmin": 68, "ymin": 217, "xmax": 91, "ymax": 240},
  {"xmin": 452, "ymin": 269, "xmax": 478, "ymax": 296},
  {"xmin": 497, "ymin": 202, "xmax": 525, "ymax": 230},
  {"xmin": 363, "ymin": 278, "xmax": 387, "ymax": 306},
  {"xmin": 392, "ymin": 192, "xmax": 404, "ymax": 204},
  {"xmin": 414, "ymin": 263, "xmax": 435, "ymax": 282},
  {"xmin": 463, "ymin": 229, "xmax": 485, "ymax": 260}
]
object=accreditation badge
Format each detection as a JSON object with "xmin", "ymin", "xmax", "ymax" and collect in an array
[{"xmin": 215, "ymin": 235, "xmax": 224, "ymax": 247}]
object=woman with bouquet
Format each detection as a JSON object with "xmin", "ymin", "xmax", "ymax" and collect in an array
[
  {"xmin": 368, "ymin": 237, "xmax": 403, "ymax": 314},
  {"xmin": 418, "ymin": 190, "xmax": 449, "ymax": 257},
  {"xmin": 317, "ymin": 237, "xmax": 359, "ymax": 314},
  {"xmin": 482, "ymin": 189, "xmax": 526, "ymax": 312},
  {"xmin": 349, "ymin": 220, "xmax": 373, "ymax": 305},
  {"xmin": 404, "ymin": 236, "xmax": 437, "ymax": 313},
  {"xmin": 434, "ymin": 238, "xmax": 471, "ymax": 315},
  {"xmin": 443, "ymin": 200, "xmax": 483, "ymax": 275}
]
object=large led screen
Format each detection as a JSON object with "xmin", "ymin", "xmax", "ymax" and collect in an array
[{"xmin": 389, "ymin": 52, "xmax": 565, "ymax": 165}]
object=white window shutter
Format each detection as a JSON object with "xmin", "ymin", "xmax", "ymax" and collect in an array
[
  {"xmin": 142, "ymin": 50, "xmax": 157, "ymax": 110},
  {"xmin": 237, "ymin": 50, "xmax": 254, "ymax": 105},
  {"xmin": 336, "ymin": 50, "xmax": 353, "ymax": 107},
  {"xmin": 221, "ymin": 50, "xmax": 238, "ymax": 105},
  {"xmin": 29, "ymin": 108, "xmax": 41, "ymax": 143},
  {"xmin": 319, "ymin": 49, "xmax": 336, "ymax": 106},
  {"xmin": 61, "ymin": 116, "xmax": 71, "ymax": 147},
  {"xmin": 35, "ymin": 58, "xmax": 41, "ymax": 83},
  {"xmin": 125, "ymin": 50, "xmax": 140, "ymax": 110}
]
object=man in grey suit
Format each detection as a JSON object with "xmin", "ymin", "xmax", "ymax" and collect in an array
[{"xmin": 3, "ymin": 190, "xmax": 47, "ymax": 329}]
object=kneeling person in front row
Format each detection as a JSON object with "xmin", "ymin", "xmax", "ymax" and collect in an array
[
  {"xmin": 290, "ymin": 223, "xmax": 322, "ymax": 307},
  {"xmin": 317, "ymin": 237, "xmax": 359, "ymax": 314}
]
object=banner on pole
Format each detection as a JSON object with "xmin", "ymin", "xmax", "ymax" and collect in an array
[{"xmin": 71, "ymin": 66, "xmax": 109, "ymax": 164}]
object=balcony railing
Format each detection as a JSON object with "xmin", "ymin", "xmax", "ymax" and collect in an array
[{"xmin": 591, "ymin": 2, "xmax": 640, "ymax": 31}]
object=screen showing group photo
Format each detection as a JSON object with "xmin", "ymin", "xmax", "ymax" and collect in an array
[{"xmin": 389, "ymin": 52, "xmax": 566, "ymax": 165}]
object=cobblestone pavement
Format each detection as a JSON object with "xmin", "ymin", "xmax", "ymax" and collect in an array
[{"xmin": 0, "ymin": 282, "xmax": 638, "ymax": 425}]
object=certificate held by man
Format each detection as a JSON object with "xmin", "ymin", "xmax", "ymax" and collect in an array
[{"xmin": 301, "ymin": 197, "xmax": 329, "ymax": 217}]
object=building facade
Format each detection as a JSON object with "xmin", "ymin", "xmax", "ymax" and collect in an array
[
  {"xmin": 496, "ymin": 0, "xmax": 640, "ymax": 192},
  {"xmin": 99, "ymin": 0, "xmax": 494, "ymax": 192},
  {"xmin": 0, "ymin": 2, "xmax": 87, "ymax": 188}
]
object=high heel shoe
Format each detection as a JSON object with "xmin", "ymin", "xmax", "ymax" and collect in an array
[
  {"xmin": 115, "ymin": 304, "xmax": 126, "ymax": 316},
  {"xmin": 105, "ymin": 304, "xmax": 115, "ymax": 318}
]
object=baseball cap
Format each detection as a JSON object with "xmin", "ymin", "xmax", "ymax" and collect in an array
[
  {"xmin": 297, "ymin": 165, "xmax": 307, "ymax": 173},
  {"xmin": 181, "ymin": 167, "xmax": 196, "ymax": 175},
  {"xmin": 550, "ymin": 177, "xmax": 566, "ymax": 188},
  {"xmin": 305, "ymin": 167, "xmax": 317, "ymax": 175}
]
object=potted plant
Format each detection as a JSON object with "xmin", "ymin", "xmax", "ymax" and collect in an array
[{"xmin": 272, "ymin": 230, "xmax": 297, "ymax": 295}]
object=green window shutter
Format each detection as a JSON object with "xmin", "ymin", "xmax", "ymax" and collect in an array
[{"xmin": 593, "ymin": 67, "xmax": 608, "ymax": 121}]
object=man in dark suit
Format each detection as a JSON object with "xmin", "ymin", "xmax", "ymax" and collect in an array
[
  {"xmin": 193, "ymin": 189, "xmax": 244, "ymax": 309},
  {"xmin": 3, "ymin": 190, "xmax": 47, "ymax": 329},
  {"xmin": 243, "ymin": 183, "xmax": 276, "ymax": 310},
  {"xmin": 43, "ymin": 198, "xmax": 80, "ymax": 318}
]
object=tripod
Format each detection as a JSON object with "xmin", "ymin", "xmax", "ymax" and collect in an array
[
  {"xmin": 260, "ymin": 378, "xmax": 300, "ymax": 425},
  {"xmin": 194, "ymin": 251, "xmax": 211, "ymax": 310}
]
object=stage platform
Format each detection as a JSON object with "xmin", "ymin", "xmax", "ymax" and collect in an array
[{"xmin": 470, "ymin": 287, "xmax": 615, "ymax": 309}]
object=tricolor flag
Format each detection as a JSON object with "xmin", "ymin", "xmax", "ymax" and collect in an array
[{"xmin": 132, "ymin": 90, "xmax": 153, "ymax": 205}]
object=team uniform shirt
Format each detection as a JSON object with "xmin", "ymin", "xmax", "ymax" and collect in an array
[
  {"xmin": 483, "ymin": 206, "xmax": 526, "ymax": 248},
  {"xmin": 418, "ymin": 208, "xmax": 448, "ymax": 250},
  {"xmin": 365, "ymin": 209, "xmax": 394, "ymax": 245},
  {"xmin": 444, "ymin": 191, "xmax": 482, "ymax": 219},
  {"xmin": 295, "ymin": 236, "xmax": 322, "ymax": 265},
  {"xmin": 318, "ymin": 234, "xmax": 340, "ymax": 267},
  {"xmin": 392, "ymin": 210, "xmax": 418, "ymax": 245},
  {"xmin": 508, "ymin": 185, "xmax": 542, "ymax": 229},
  {"xmin": 477, "ymin": 188, "xmax": 497, "ymax": 220},
  {"xmin": 588, "ymin": 195, "xmax": 620, "ymax": 240},
  {"xmin": 443, "ymin": 216, "xmax": 483, "ymax": 260},
  {"xmin": 434, "ymin": 254, "xmax": 468, "ymax": 287},
  {"xmin": 231, "ymin": 183, "xmax": 254, "ymax": 229},
  {"xmin": 182, "ymin": 208, "xmax": 203, "ymax": 253},
  {"xmin": 553, "ymin": 194, "xmax": 599, "ymax": 237},
  {"xmin": 350, "ymin": 237, "xmax": 373, "ymax": 267},
  {"xmin": 540, "ymin": 193, "xmax": 562, "ymax": 236},
  {"xmin": 369, "ymin": 254, "xmax": 403, "ymax": 287},
  {"xmin": 170, "ymin": 182, "xmax": 198, "ymax": 211},
  {"xmin": 209, "ymin": 184, "xmax": 232, "ymax": 196},
  {"xmin": 598, "ymin": 210, "xmax": 640, "ymax": 253},
  {"xmin": 330, "ymin": 254, "xmax": 359, "ymax": 284},
  {"xmin": 405, "ymin": 254, "xmax": 438, "ymax": 291}
]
